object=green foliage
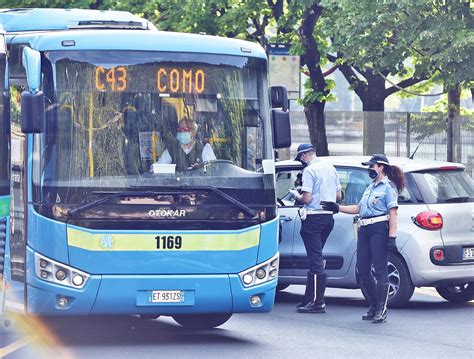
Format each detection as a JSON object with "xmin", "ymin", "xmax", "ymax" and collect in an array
[
  {"xmin": 408, "ymin": 112, "xmax": 446, "ymax": 140},
  {"xmin": 321, "ymin": 0, "xmax": 473, "ymax": 91},
  {"xmin": 422, "ymin": 89, "xmax": 474, "ymax": 116},
  {"xmin": 299, "ymin": 78, "xmax": 335, "ymax": 106}
]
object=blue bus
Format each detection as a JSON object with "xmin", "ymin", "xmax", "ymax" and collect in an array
[{"xmin": 0, "ymin": 9, "xmax": 291, "ymax": 329}]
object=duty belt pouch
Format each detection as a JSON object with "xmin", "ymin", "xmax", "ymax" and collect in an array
[
  {"xmin": 298, "ymin": 207, "xmax": 307, "ymax": 221},
  {"xmin": 353, "ymin": 215, "xmax": 360, "ymax": 240}
]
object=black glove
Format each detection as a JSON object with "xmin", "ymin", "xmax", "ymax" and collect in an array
[
  {"xmin": 320, "ymin": 201, "xmax": 339, "ymax": 214},
  {"xmin": 387, "ymin": 236, "xmax": 397, "ymax": 252}
]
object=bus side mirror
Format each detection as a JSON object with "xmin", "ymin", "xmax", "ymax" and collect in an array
[
  {"xmin": 21, "ymin": 91, "xmax": 44, "ymax": 133},
  {"xmin": 270, "ymin": 86, "xmax": 288, "ymax": 112},
  {"xmin": 21, "ymin": 47, "xmax": 44, "ymax": 133},
  {"xmin": 22, "ymin": 47, "xmax": 41, "ymax": 92},
  {"xmin": 271, "ymin": 109, "xmax": 291, "ymax": 149}
]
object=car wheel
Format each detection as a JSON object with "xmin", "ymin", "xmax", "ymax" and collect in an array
[
  {"xmin": 276, "ymin": 283, "xmax": 289, "ymax": 291},
  {"xmin": 436, "ymin": 282, "xmax": 474, "ymax": 303},
  {"xmin": 172, "ymin": 313, "xmax": 232, "ymax": 329},
  {"xmin": 363, "ymin": 254, "xmax": 414, "ymax": 308}
]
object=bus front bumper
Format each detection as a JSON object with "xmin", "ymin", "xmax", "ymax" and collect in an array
[{"xmin": 26, "ymin": 273, "xmax": 276, "ymax": 316}]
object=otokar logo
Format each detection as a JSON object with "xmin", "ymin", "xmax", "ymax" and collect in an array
[{"xmin": 148, "ymin": 209, "xmax": 186, "ymax": 218}]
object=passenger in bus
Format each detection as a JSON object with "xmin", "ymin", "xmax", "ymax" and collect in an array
[{"xmin": 156, "ymin": 118, "xmax": 216, "ymax": 171}]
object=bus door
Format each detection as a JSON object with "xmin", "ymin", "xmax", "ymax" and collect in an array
[{"xmin": 0, "ymin": 30, "xmax": 9, "ymax": 316}]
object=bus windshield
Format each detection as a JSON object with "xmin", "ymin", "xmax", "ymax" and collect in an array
[{"xmin": 33, "ymin": 50, "xmax": 270, "ymax": 204}]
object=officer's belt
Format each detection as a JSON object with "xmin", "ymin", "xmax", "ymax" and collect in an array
[
  {"xmin": 359, "ymin": 215, "xmax": 389, "ymax": 226},
  {"xmin": 306, "ymin": 209, "xmax": 333, "ymax": 215}
]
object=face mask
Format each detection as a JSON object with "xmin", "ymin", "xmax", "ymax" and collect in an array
[
  {"xmin": 368, "ymin": 169, "xmax": 378, "ymax": 179},
  {"xmin": 177, "ymin": 132, "xmax": 192, "ymax": 145},
  {"xmin": 299, "ymin": 159, "xmax": 308, "ymax": 168}
]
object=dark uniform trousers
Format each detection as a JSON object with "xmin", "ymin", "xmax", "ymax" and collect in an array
[
  {"xmin": 356, "ymin": 221, "xmax": 389, "ymax": 306},
  {"xmin": 300, "ymin": 214, "xmax": 334, "ymax": 274}
]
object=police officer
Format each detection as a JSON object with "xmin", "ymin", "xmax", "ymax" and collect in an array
[
  {"xmin": 290, "ymin": 144, "xmax": 341, "ymax": 313},
  {"xmin": 321, "ymin": 154, "xmax": 405, "ymax": 323}
]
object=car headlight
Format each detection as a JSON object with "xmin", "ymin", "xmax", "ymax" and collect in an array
[
  {"xmin": 239, "ymin": 253, "xmax": 279, "ymax": 287},
  {"xmin": 34, "ymin": 252, "xmax": 90, "ymax": 289}
]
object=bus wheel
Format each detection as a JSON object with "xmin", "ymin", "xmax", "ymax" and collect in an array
[
  {"xmin": 172, "ymin": 313, "xmax": 232, "ymax": 329},
  {"xmin": 139, "ymin": 315, "xmax": 160, "ymax": 320}
]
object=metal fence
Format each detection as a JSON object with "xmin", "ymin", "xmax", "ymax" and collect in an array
[{"xmin": 287, "ymin": 111, "xmax": 474, "ymax": 177}]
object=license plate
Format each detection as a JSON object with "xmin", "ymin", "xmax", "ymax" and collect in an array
[
  {"xmin": 147, "ymin": 290, "xmax": 183, "ymax": 303},
  {"xmin": 462, "ymin": 247, "xmax": 474, "ymax": 260}
]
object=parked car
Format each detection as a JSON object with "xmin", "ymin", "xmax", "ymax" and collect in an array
[{"xmin": 276, "ymin": 156, "xmax": 474, "ymax": 307}]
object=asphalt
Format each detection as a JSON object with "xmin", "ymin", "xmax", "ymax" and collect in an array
[{"xmin": 1, "ymin": 286, "xmax": 473, "ymax": 359}]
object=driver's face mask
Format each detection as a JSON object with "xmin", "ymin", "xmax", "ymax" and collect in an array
[{"xmin": 177, "ymin": 131, "xmax": 192, "ymax": 145}]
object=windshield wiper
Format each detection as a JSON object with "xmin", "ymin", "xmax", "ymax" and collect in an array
[
  {"xmin": 444, "ymin": 196, "xmax": 471, "ymax": 203},
  {"xmin": 67, "ymin": 187, "xmax": 258, "ymax": 219},
  {"xmin": 67, "ymin": 191, "xmax": 159, "ymax": 218},
  {"xmin": 179, "ymin": 185, "xmax": 258, "ymax": 218}
]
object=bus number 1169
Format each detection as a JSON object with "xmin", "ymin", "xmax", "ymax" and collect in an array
[{"xmin": 155, "ymin": 235, "xmax": 183, "ymax": 249}]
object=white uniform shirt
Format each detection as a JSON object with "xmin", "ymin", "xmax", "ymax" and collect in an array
[{"xmin": 301, "ymin": 158, "xmax": 341, "ymax": 211}]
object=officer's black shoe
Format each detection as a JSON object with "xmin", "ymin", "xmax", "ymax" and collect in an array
[
  {"xmin": 362, "ymin": 307, "xmax": 377, "ymax": 321},
  {"xmin": 372, "ymin": 306, "xmax": 388, "ymax": 323},
  {"xmin": 297, "ymin": 273, "xmax": 327, "ymax": 313},
  {"xmin": 296, "ymin": 271, "xmax": 313, "ymax": 309},
  {"xmin": 372, "ymin": 283, "xmax": 389, "ymax": 323},
  {"xmin": 297, "ymin": 300, "xmax": 326, "ymax": 313}
]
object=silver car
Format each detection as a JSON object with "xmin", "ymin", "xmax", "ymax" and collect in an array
[{"xmin": 276, "ymin": 156, "xmax": 474, "ymax": 307}]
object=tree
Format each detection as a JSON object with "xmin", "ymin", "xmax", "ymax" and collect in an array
[
  {"xmin": 321, "ymin": 0, "xmax": 473, "ymax": 156},
  {"xmin": 297, "ymin": 0, "xmax": 332, "ymax": 155}
]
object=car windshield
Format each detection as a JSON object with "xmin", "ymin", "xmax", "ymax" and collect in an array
[
  {"xmin": 413, "ymin": 169, "xmax": 473, "ymax": 204},
  {"xmin": 32, "ymin": 50, "xmax": 270, "ymax": 204}
]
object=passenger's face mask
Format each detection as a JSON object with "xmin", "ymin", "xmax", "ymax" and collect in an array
[
  {"xmin": 368, "ymin": 169, "xmax": 378, "ymax": 179},
  {"xmin": 177, "ymin": 131, "xmax": 192, "ymax": 145}
]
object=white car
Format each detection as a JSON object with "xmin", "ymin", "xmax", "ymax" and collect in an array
[{"xmin": 276, "ymin": 156, "xmax": 474, "ymax": 307}]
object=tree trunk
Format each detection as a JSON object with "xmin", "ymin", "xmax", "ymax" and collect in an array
[
  {"xmin": 304, "ymin": 102, "xmax": 329, "ymax": 156},
  {"xmin": 298, "ymin": 1, "xmax": 329, "ymax": 156},
  {"xmin": 447, "ymin": 84, "xmax": 461, "ymax": 162},
  {"xmin": 361, "ymin": 77, "xmax": 386, "ymax": 155}
]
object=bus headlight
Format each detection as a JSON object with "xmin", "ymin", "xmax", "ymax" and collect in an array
[
  {"xmin": 55, "ymin": 269, "xmax": 67, "ymax": 281},
  {"xmin": 256, "ymin": 268, "xmax": 266, "ymax": 280},
  {"xmin": 34, "ymin": 252, "xmax": 90, "ymax": 289},
  {"xmin": 72, "ymin": 274, "xmax": 85, "ymax": 287},
  {"xmin": 239, "ymin": 253, "xmax": 279, "ymax": 288}
]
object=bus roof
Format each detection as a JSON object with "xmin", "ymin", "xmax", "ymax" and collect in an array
[
  {"xmin": 1, "ymin": 8, "xmax": 266, "ymax": 59},
  {"xmin": 0, "ymin": 8, "xmax": 153, "ymax": 32}
]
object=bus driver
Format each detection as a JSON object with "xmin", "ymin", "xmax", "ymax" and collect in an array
[{"xmin": 156, "ymin": 118, "xmax": 216, "ymax": 171}]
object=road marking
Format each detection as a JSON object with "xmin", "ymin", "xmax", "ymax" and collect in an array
[{"xmin": 0, "ymin": 337, "xmax": 32, "ymax": 358}]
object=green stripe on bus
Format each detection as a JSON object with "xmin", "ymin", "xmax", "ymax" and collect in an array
[
  {"xmin": 68, "ymin": 227, "xmax": 260, "ymax": 252},
  {"xmin": 0, "ymin": 196, "xmax": 10, "ymax": 217}
]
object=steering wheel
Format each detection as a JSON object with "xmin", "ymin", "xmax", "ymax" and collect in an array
[{"xmin": 277, "ymin": 197, "xmax": 285, "ymax": 206}]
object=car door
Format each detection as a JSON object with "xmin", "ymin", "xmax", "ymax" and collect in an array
[
  {"xmin": 290, "ymin": 166, "xmax": 372, "ymax": 280},
  {"xmin": 276, "ymin": 167, "xmax": 301, "ymax": 277}
]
